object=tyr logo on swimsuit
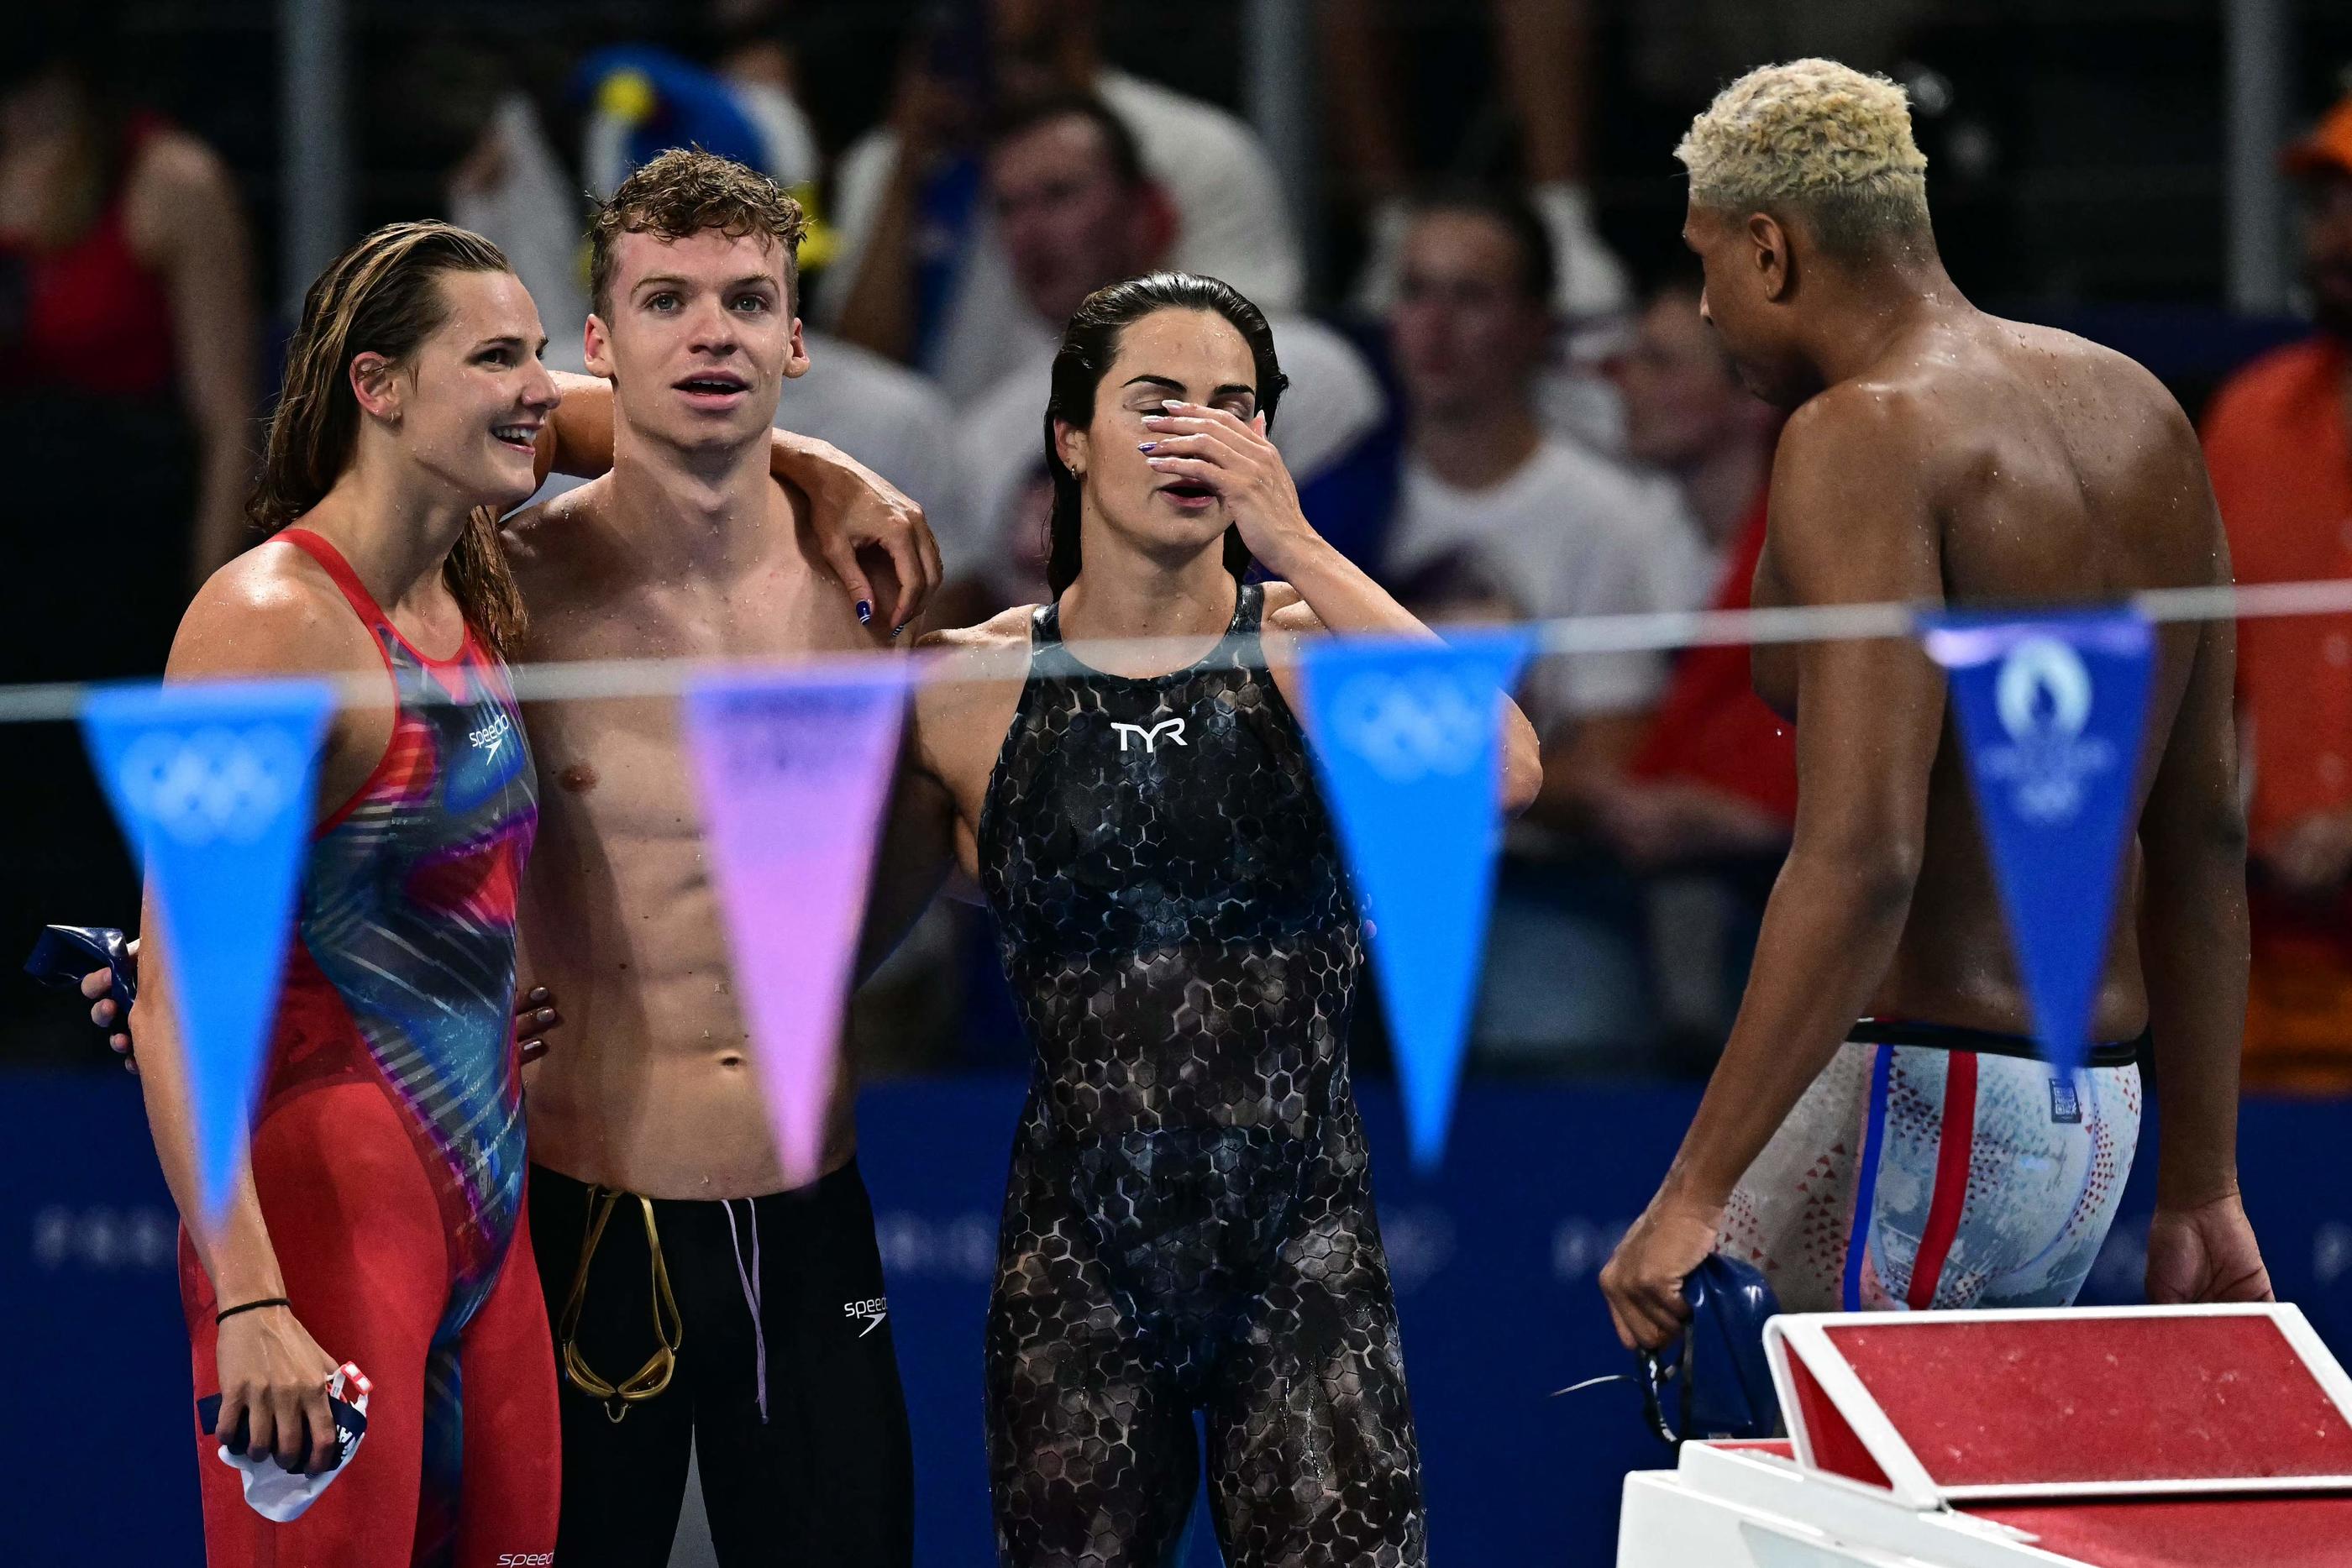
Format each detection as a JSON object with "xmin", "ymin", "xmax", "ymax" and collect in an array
[
  {"xmin": 1111, "ymin": 717, "xmax": 1188, "ymax": 754},
  {"xmin": 843, "ymin": 1296, "xmax": 889, "ymax": 1337}
]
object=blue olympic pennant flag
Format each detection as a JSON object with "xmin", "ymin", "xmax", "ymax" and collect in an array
[
  {"xmin": 81, "ymin": 679, "xmax": 335, "ymax": 1225},
  {"xmin": 1299, "ymin": 631, "xmax": 1536, "ymax": 1172},
  {"xmin": 1919, "ymin": 609, "xmax": 2157, "ymax": 1083}
]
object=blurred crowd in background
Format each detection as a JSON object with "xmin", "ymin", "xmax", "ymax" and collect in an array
[{"xmin": 6, "ymin": 0, "xmax": 2352, "ymax": 1091}]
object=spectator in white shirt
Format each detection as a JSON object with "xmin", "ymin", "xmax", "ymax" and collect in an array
[
  {"xmin": 1379, "ymin": 191, "xmax": 1703, "ymax": 1065},
  {"xmin": 941, "ymin": 94, "xmax": 1381, "ymax": 619},
  {"xmin": 1383, "ymin": 191, "xmax": 1701, "ymax": 767},
  {"xmin": 822, "ymin": 0, "xmax": 1303, "ymax": 400}
]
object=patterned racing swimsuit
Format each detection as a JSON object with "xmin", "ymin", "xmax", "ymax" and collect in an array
[
  {"xmin": 977, "ymin": 584, "xmax": 1426, "ymax": 1568},
  {"xmin": 177, "ymin": 527, "xmax": 553, "ymax": 1565},
  {"xmin": 1721, "ymin": 1021, "xmax": 2143, "ymax": 1313}
]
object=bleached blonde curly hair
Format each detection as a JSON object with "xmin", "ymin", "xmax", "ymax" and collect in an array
[{"xmin": 1676, "ymin": 59, "xmax": 1933, "ymax": 255}]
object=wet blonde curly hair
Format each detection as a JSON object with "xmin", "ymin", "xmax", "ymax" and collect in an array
[
  {"xmin": 589, "ymin": 148, "xmax": 808, "ymax": 317},
  {"xmin": 1676, "ymin": 59, "xmax": 1932, "ymax": 256}
]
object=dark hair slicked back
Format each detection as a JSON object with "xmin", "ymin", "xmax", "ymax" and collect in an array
[{"xmin": 1042, "ymin": 272, "xmax": 1289, "ymax": 597}]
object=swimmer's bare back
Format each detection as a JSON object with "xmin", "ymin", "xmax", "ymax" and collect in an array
[
  {"xmin": 1602, "ymin": 64, "xmax": 2258, "ymax": 1356},
  {"xmin": 1746, "ymin": 312, "xmax": 2237, "ymax": 1051},
  {"xmin": 1604, "ymin": 307, "xmax": 2257, "ymax": 1355},
  {"xmin": 502, "ymin": 473, "xmax": 892, "ymax": 1200}
]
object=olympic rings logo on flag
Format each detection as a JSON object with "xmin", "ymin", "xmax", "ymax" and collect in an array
[
  {"xmin": 1328, "ymin": 669, "xmax": 1488, "ymax": 784},
  {"xmin": 115, "ymin": 725, "xmax": 307, "ymax": 846}
]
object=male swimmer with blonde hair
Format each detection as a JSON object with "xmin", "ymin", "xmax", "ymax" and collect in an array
[{"xmin": 1600, "ymin": 59, "xmax": 2271, "ymax": 1345}]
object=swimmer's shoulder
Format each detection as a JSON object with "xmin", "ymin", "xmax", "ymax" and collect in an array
[
  {"xmin": 1762, "ymin": 380, "xmax": 1954, "ymax": 568},
  {"xmin": 1775, "ymin": 373, "xmax": 1948, "ymax": 474},
  {"xmin": 1257, "ymin": 581, "xmax": 1325, "ymax": 637},
  {"xmin": 1980, "ymin": 316, "xmax": 2197, "ymax": 462},
  {"xmin": 500, "ymin": 480, "xmax": 615, "ymax": 599},
  {"xmin": 2008, "ymin": 316, "xmax": 2181, "ymax": 401},
  {"xmin": 910, "ymin": 606, "xmax": 1035, "ymax": 774},
  {"xmin": 168, "ymin": 535, "xmax": 372, "ymax": 680},
  {"xmin": 916, "ymin": 604, "xmax": 1035, "ymax": 683},
  {"xmin": 919, "ymin": 602, "xmax": 1032, "ymax": 646}
]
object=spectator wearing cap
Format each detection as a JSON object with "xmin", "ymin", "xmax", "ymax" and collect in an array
[
  {"xmin": 2201, "ymin": 87, "xmax": 2352, "ymax": 1090},
  {"xmin": 939, "ymin": 95, "xmax": 1382, "ymax": 619},
  {"xmin": 822, "ymin": 0, "xmax": 1302, "ymax": 401}
]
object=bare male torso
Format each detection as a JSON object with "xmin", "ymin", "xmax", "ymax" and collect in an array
[
  {"xmin": 1751, "ymin": 314, "xmax": 2231, "ymax": 1041},
  {"xmin": 504, "ymin": 476, "xmax": 885, "ymax": 1199}
]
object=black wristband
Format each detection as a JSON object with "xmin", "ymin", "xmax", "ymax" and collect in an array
[{"xmin": 216, "ymin": 1296, "xmax": 291, "ymax": 1325}]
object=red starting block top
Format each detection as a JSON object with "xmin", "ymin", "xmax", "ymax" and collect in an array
[
  {"xmin": 1620, "ymin": 1308, "xmax": 2352, "ymax": 1568},
  {"xmin": 1970, "ymin": 1496, "xmax": 2352, "ymax": 1568},
  {"xmin": 1767, "ymin": 1305, "xmax": 2352, "ymax": 1505}
]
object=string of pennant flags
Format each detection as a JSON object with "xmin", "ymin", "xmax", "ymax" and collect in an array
[
  {"xmin": 50, "ymin": 578, "xmax": 2352, "ymax": 1224},
  {"xmin": 1, "ymin": 574, "xmax": 2347, "ymax": 727}
]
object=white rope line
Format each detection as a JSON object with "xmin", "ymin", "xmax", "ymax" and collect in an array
[{"xmin": 0, "ymin": 575, "xmax": 2345, "ymax": 726}]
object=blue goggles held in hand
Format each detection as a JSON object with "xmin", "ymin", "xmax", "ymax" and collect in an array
[
  {"xmin": 1639, "ymin": 1254, "xmax": 1785, "ymax": 1446},
  {"xmin": 24, "ymin": 924, "xmax": 136, "ymax": 1017}
]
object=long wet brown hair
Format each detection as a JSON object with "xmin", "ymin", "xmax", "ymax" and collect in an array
[{"xmin": 248, "ymin": 221, "xmax": 529, "ymax": 657}]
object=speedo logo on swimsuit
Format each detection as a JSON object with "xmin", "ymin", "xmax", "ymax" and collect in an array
[
  {"xmin": 470, "ymin": 711, "xmax": 514, "ymax": 758},
  {"xmin": 496, "ymin": 1555, "xmax": 555, "ymax": 1565},
  {"xmin": 843, "ymin": 1296, "xmax": 889, "ymax": 1337},
  {"xmin": 1111, "ymin": 717, "xmax": 1187, "ymax": 754}
]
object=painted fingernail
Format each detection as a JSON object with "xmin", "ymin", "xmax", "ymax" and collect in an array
[
  {"xmin": 1161, "ymin": 399, "xmax": 1183, "ymax": 409},
  {"xmin": 1138, "ymin": 442, "xmax": 1157, "ymax": 453},
  {"xmin": 856, "ymin": 600, "xmax": 873, "ymax": 625},
  {"xmin": 528, "ymin": 988, "xmax": 549, "ymax": 1003},
  {"xmin": 536, "ymin": 1009, "xmax": 556, "ymax": 1026}
]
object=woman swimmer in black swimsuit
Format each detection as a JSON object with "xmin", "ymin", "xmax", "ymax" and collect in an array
[{"xmin": 888, "ymin": 272, "xmax": 1541, "ymax": 1567}]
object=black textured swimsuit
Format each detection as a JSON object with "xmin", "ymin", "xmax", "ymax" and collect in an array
[{"xmin": 977, "ymin": 585, "xmax": 1427, "ymax": 1568}]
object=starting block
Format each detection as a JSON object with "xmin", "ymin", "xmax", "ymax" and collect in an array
[{"xmin": 1616, "ymin": 1304, "xmax": 2352, "ymax": 1566}]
